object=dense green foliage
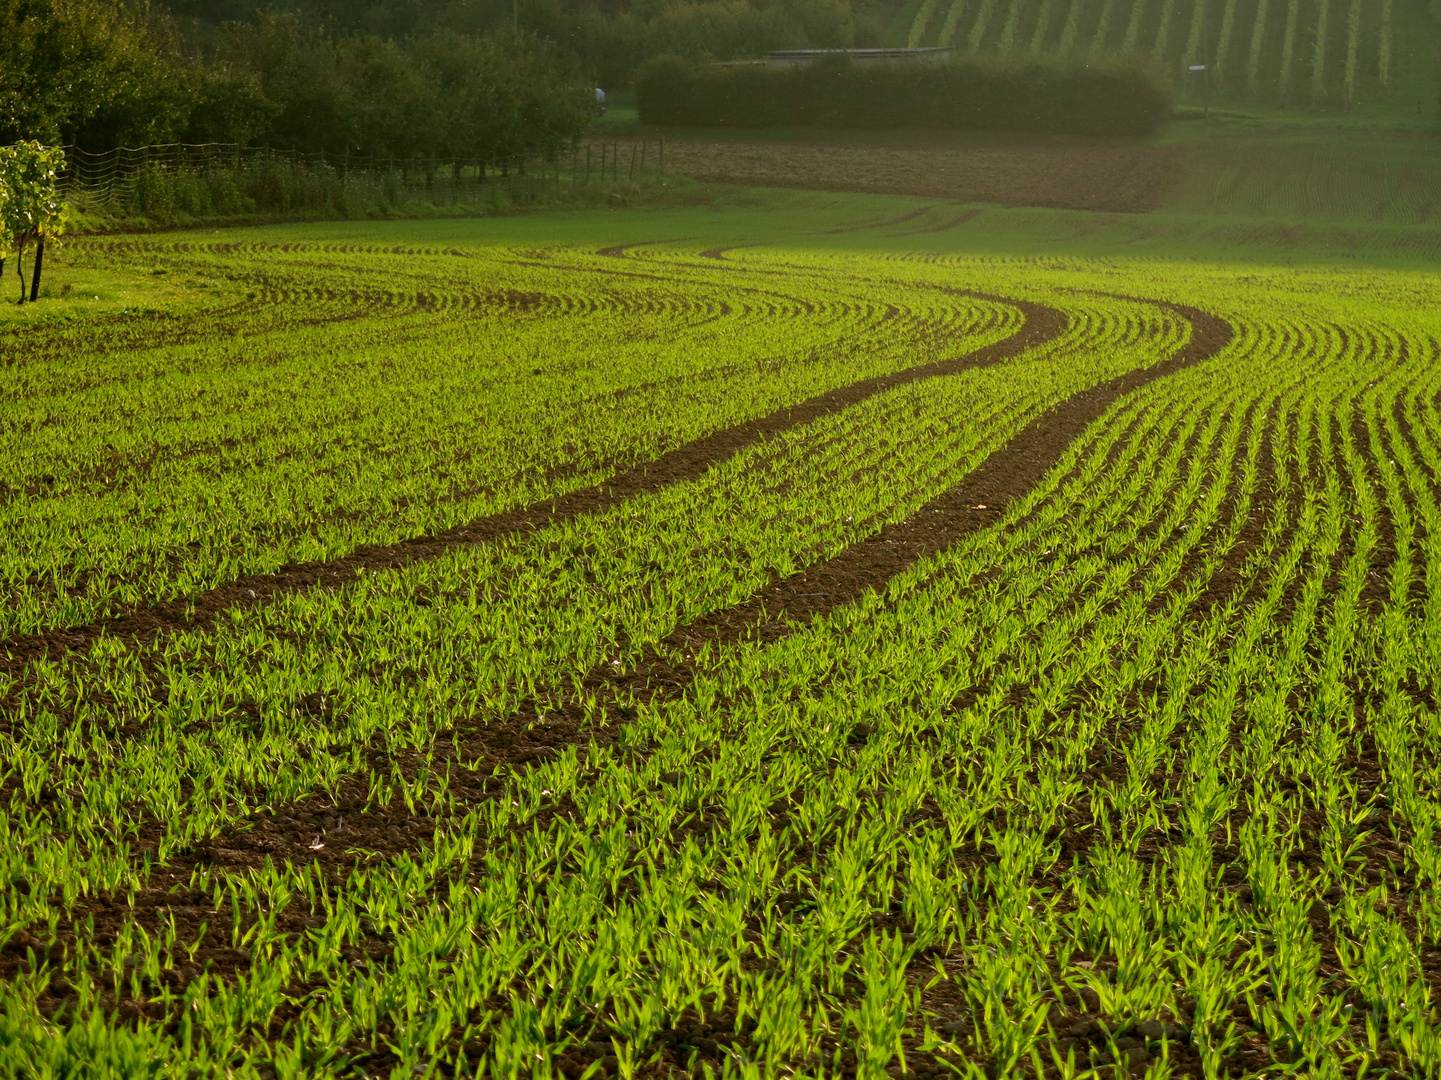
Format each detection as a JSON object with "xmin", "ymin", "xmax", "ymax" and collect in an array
[
  {"xmin": 0, "ymin": 141, "xmax": 65, "ymax": 302},
  {"xmin": 152, "ymin": 0, "xmax": 1441, "ymax": 114},
  {"xmin": 0, "ymin": 0, "xmax": 593, "ymax": 156},
  {"xmin": 4, "ymin": 206, "xmax": 1441, "ymax": 1075},
  {"xmin": 0, "ymin": 0, "xmax": 273, "ymax": 147},
  {"xmin": 157, "ymin": 0, "xmax": 890, "ymax": 91},
  {"xmin": 637, "ymin": 54, "xmax": 1170, "ymax": 133},
  {"xmin": 210, "ymin": 15, "xmax": 594, "ymax": 158},
  {"xmin": 0, "ymin": 142, "xmax": 66, "ymax": 246},
  {"xmin": 6, "ymin": 0, "xmax": 1436, "ymax": 149}
]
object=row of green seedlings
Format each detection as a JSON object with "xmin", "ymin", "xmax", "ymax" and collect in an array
[
  {"xmin": 0, "ymin": 283, "xmax": 1147, "ymax": 944},
  {"xmin": 13, "ymin": 292, "xmax": 1441, "ymax": 1070},
  {"xmin": 236, "ymin": 301, "xmax": 1441, "ymax": 1072},
  {"xmin": 398, "ymin": 302, "xmax": 1441, "ymax": 1075},
  {"xmin": 0, "ymin": 243, "xmax": 999, "ymax": 640},
  {"xmin": 8, "ymin": 286, "xmax": 1433, "ymax": 1075},
  {"xmin": 0, "ymin": 289, "xmax": 1148, "ymax": 927}
]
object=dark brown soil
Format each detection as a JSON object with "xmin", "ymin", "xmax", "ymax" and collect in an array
[
  {"xmin": 595, "ymin": 238, "xmax": 694, "ymax": 257},
  {"xmin": 698, "ymin": 243, "xmax": 769, "ymax": 260},
  {"xmin": 630, "ymin": 137, "xmax": 1183, "ymax": 213},
  {"xmin": 0, "ymin": 290, "xmax": 1063, "ymax": 673},
  {"xmin": 827, "ymin": 207, "xmax": 939, "ymax": 233},
  {"xmin": 632, "ymin": 301, "xmax": 1231, "ymax": 665}
]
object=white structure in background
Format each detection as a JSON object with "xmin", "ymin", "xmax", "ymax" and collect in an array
[{"xmin": 714, "ymin": 47, "xmax": 952, "ymax": 70}]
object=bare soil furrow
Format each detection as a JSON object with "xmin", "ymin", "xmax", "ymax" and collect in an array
[
  {"xmin": 827, "ymin": 207, "xmax": 938, "ymax": 234},
  {"xmin": 636, "ymin": 302, "xmax": 1231, "ymax": 665},
  {"xmin": 0, "ymin": 292, "xmax": 1060, "ymax": 672},
  {"xmin": 0, "ymin": 301, "xmax": 1234, "ymax": 1026}
]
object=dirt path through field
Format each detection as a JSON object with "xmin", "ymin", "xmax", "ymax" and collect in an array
[{"xmin": 0, "ymin": 299, "xmax": 1235, "ymax": 1022}]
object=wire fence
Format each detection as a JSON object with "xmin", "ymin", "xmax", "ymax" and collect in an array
[{"xmin": 60, "ymin": 140, "xmax": 668, "ymax": 211}]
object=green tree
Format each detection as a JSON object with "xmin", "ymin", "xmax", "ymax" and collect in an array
[
  {"xmin": 180, "ymin": 63, "xmax": 278, "ymax": 145},
  {"xmin": 217, "ymin": 17, "xmax": 593, "ymax": 160},
  {"xmin": 0, "ymin": 0, "xmax": 182, "ymax": 146},
  {"xmin": 0, "ymin": 0, "xmax": 273, "ymax": 147},
  {"xmin": 0, "ymin": 142, "xmax": 67, "ymax": 303},
  {"xmin": 411, "ymin": 30, "xmax": 594, "ymax": 159},
  {"xmin": 213, "ymin": 12, "xmax": 357, "ymax": 154}
]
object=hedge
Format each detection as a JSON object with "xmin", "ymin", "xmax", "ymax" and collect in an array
[{"xmin": 636, "ymin": 55, "xmax": 1171, "ymax": 137}]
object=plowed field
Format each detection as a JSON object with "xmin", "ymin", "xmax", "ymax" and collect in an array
[
  {"xmin": 617, "ymin": 137, "xmax": 1183, "ymax": 213},
  {"xmin": 5, "ymin": 211, "xmax": 1441, "ymax": 1079}
]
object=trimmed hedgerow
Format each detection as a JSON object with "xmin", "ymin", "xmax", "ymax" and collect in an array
[{"xmin": 636, "ymin": 54, "xmax": 1171, "ymax": 136}]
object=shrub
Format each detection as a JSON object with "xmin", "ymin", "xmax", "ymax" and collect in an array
[{"xmin": 0, "ymin": 141, "xmax": 67, "ymax": 302}]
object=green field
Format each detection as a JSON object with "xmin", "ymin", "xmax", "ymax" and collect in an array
[
  {"xmin": 897, "ymin": 0, "xmax": 1439, "ymax": 116},
  {"xmin": 5, "ymin": 179, "xmax": 1441, "ymax": 1079}
]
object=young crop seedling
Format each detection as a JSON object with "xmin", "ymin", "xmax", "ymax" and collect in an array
[{"xmin": 2, "ymin": 214, "xmax": 1441, "ymax": 1079}]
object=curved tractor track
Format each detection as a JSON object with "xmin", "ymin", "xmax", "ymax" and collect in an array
[
  {"xmin": 13, "ymin": 232, "xmax": 1441, "ymax": 1080},
  {"xmin": 0, "ymin": 298, "xmax": 1237, "ymax": 1050},
  {"xmin": 0, "ymin": 292, "xmax": 1063, "ymax": 672}
]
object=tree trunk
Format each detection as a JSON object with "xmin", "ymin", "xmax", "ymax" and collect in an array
[
  {"xmin": 29, "ymin": 235, "xmax": 44, "ymax": 302},
  {"xmin": 15, "ymin": 246, "xmax": 25, "ymax": 304}
]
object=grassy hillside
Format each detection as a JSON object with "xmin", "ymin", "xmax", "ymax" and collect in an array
[{"xmin": 902, "ymin": 0, "xmax": 1441, "ymax": 115}]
